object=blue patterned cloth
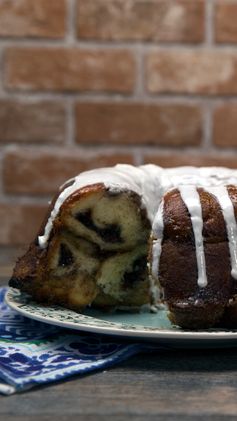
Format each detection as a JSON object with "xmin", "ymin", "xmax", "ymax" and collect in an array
[{"xmin": 0, "ymin": 288, "xmax": 163, "ymax": 395}]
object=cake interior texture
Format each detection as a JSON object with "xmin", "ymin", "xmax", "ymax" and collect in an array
[{"xmin": 10, "ymin": 183, "xmax": 151, "ymax": 311}]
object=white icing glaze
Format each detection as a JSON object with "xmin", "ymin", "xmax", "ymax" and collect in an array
[
  {"xmin": 205, "ymin": 186, "xmax": 237, "ymax": 280},
  {"xmin": 38, "ymin": 164, "xmax": 164, "ymax": 248},
  {"xmin": 178, "ymin": 186, "xmax": 207, "ymax": 288}
]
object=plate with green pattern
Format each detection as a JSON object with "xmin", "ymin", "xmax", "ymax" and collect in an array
[{"xmin": 5, "ymin": 288, "xmax": 237, "ymax": 347}]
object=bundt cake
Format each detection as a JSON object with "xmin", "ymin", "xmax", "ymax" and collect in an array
[{"xmin": 9, "ymin": 164, "xmax": 237, "ymax": 329}]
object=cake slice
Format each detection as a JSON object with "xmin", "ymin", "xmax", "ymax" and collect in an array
[{"xmin": 9, "ymin": 180, "xmax": 151, "ymax": 311}]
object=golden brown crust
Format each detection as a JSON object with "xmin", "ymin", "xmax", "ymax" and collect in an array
[
  {"xmin": 159, "ymin": 186, "xmax": 237, "ymax": 328},
  {"xmin": 9, "ymin": 243, "xmax": 46, "ymax": 288}
]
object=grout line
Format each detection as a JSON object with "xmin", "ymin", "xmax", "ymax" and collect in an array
[
  {"xmin": 0, "ymin": 45, "xmax": 7, "ymax": 96},
  {"xmin": 2, "ymin": 89, "xmax": 237, "ymax": 104},
  {"xmin": 4, "ymin": 143, "xmax": 237, "ymax": 156},
  {"xmin": 0, "ymin": 147, "xmax": 5, "ymax": 199},
  {"xmin": 66, "ymin": 99, "xmax": 75, "ymax": 146},
  {"xmin": 0, "ymin": 194, "xmax": 50, "ymax": 206},
  {"xmin": 205, "ymin": 0, "xmax": 214, "ymax": 46},
  {"xmin": 133, "ymin": 149, "xmax": 143, "ymax": 166},
  {"xmin": 202, "ymin": 102, "xmax": 213, "ymax": 151},
  {"xmin": 133, "ymin": 44, "xmax": 144, "ymax": 100},
  {"xmin": 66, "ymin": 0, "xmax": 77, "ymax": 45},
  {"xmin": 2, "ymin": 38, "xmax": 237, "ymax": 51}
]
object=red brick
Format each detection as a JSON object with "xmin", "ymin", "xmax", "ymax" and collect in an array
[
  {"xmin": 215, "ymin": 2, "xmax": 237, "ymax": 43},
  {"xmin": 5, "ymin": 48, "xmax": 135, "ymax": 93},
  {"xmin": 76, "ymin": 102, "xmax": 202, "ymax": 146},
  {"xmin": 0, "ymin": 203, "xmax": 47, "ymax": 245},
  {"xmin": 0, "ymin": 0, "xmax": 66, "ymax": 38},
  {"xmin": 146, "ymin": 50, "xmax": 237, "ymax": 94},
  {"xmin": 77, "ymin": 0, "xmax": 204, "ymax": 43},
  {"xmin": 213, "ymin": 104, "xmax": 237, "ymax": 148},
  {"xmin": 143, "ymin": 153, "xmax": 237, "ymax": 169},
  {"xmin": 0, "ymin": 101, "xmax": 65, "ymax": 143},
  {"xmin": 3, "ymin": 149, "xmax": 134, "ymax": 195}
]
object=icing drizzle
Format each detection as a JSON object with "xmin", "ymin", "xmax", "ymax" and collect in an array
[
  {"xmin": 205, "ymin": 186, "xmax": 237, "ymax": 280},
  {"xmin": 179, "ymin": 186, "xmax": 207, "ymax": 288}
]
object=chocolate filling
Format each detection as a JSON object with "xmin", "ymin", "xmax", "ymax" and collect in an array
[
  {"xmin": 122, "ymin": 256, "xmax": 147, "ymax": 289},
  {"xmin": 76, "ymin": 209, "xmax": 122, "ymax": 243},
  {"xmin": 58, "ymin": 244, "xmax": 74, "ymax": 267}
]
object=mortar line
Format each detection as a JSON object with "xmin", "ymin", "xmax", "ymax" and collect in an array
[
  {"xmin": 202, "ymin": 102, "xmax": 213, "ymax": 151},
  {"xmin": 2, "ymin": 37, "xmax": 237, "ymax": 50},
  {"xmin": 205, "ymin": 0, "xmax": 214, "ymax": 46},
  {"xmin": 3, "ymin": 89, "xmax": 237, "ymax": 104},
  {"xmin": 66, "ymin": 0, "xmax": 77, "ymax": 45}
]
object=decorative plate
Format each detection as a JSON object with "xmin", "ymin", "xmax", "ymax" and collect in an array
[{"xmin": 5, "ymin": 288, "xmax": 237, "ymax": 347}]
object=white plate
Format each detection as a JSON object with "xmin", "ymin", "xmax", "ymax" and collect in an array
[{"xmin": 5, "ymin": 288, "xmax": 237, "ymax": 348}]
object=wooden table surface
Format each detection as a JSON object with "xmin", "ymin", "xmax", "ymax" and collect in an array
[{"xmin": 1, "ymin": 250, "xmax": 237, "ymax": 420}]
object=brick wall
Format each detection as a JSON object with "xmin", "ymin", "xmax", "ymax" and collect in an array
[{"xmin": 1, "ymin": 0, "xmax": 237, "ymax": 247}]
